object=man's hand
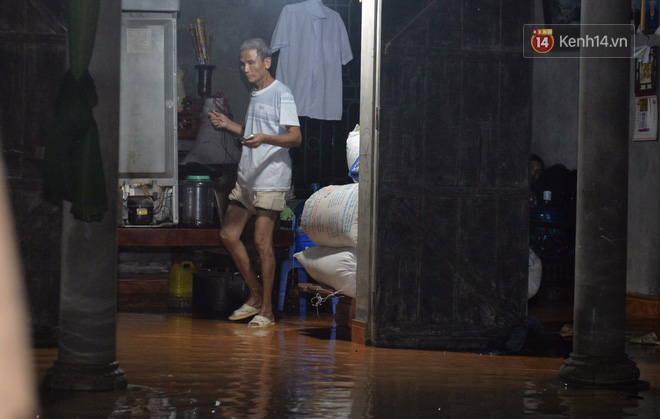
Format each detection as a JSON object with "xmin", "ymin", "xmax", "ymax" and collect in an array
[
  {"xmin": 208, "ymin": 110, "xmax": 231, "ymax": 130},
  {"xmin": 242, "ymin": 134, "xmax": 265, "ymax": 148}
]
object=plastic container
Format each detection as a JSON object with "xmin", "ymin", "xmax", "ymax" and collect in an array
[
  {"xmin": 192, "ymin": 270, "xmax": 249, "ymax": 318},
  {"xmin": 168, "ymin": 261, "xmax": 196, "ymax": 312},
  {"xmin": 530, "ymin": 190, "xmax": 568, "ymax": 258},
  {"xmin": 530, "ymin": 191, "xmax": 565, "ymax": 224},
  {"xmin": 180, "ymin": 175, "xmax": 215, "ymax": 227}
]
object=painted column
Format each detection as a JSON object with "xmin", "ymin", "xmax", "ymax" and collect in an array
[
  {"xmin": 559, "ymin": 1, "xmax": 641, "ymax": 386},
  {"xmin": 42, "ymin": 0, "xmax": 126, "ymax": 391}
]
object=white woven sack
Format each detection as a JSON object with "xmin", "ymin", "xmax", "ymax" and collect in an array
[
  {"xmin": 294, "ymin": 246, "xmax": 357, "ymax": 298},
  {"xmin": 301, "ymin": 183, "xmax": 358, "ymax": 248},
  {"xmin": 528, "ymin": 248, "xmax": 542, "ymax": 299}
]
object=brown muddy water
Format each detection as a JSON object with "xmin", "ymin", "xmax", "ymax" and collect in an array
[{"xmin": 35, "ymin": 312, "xmax": 660, "ymax": 418}]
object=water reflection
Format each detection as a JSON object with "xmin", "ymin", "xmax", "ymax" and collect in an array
[{"xmin": 35, "ymin": 313, "xmax": 660, "ymax": 418}]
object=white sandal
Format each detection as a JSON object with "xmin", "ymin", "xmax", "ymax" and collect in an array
[
  {"xmin": 247, "ymin": 315, "xmax": 275, "ymax": 328},
  {"xmin": 228, "ymin": 303, "xmax": 259, "ymax": 321}
]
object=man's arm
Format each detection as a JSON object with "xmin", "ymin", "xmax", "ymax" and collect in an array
[{"xmin": 243, "ymin": 125, "xmax": 302, "ymax": 149}]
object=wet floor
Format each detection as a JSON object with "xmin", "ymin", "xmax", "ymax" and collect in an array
[{"xmin": 35, "ymin": 312, "xmax": 660, "ymax": 418}]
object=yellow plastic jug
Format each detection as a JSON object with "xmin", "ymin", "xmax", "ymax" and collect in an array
[{"xmin": 169, "ymin": 261, "xmax": 196, "ymax": 299}]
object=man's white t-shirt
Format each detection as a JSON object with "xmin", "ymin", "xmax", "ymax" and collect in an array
[{"xmin": 238, "ymin": 80, "xmax": 299, "ymax": 191}]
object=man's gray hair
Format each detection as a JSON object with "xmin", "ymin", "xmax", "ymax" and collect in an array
[{"xmin": 240, "ymin": 38, "xmax": 271, "ymax": 59}]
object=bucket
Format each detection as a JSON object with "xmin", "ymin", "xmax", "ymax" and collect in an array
[
  {"xmin": 168, "ymin": 261, "xmax": 196, "ymax": 312},
  {"xmin": 127, "ymin": 196, "xmax": 154, "ymax": 225},
  {"xmin": 193, "ymin": 270, "xmax": 248, "ymax": 318},
  {"xmin": 180, "ymin": 175, "xmax": 215, "ymax": 227}
]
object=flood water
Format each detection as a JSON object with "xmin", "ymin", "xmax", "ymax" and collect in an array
[{"xmin": 35, "ymin": 312, "xmax": 660, "ymax": 418}]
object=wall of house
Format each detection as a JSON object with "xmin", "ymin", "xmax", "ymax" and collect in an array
[
  {"xmin": 530, "ymin": 1, "xmax": 579, "ymax": 170},
  {"xmin": 628, "ymin": 113, "xmax": 660, "ymax": 296},
  {"xmin": 627, "ymin": 37, "xmax": 660, "ymax": 297},
  {"xmin": 531, "ymin": 58, "xmax": 579, "ymax": 170}
]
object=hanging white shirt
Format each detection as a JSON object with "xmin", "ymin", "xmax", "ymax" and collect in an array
[{"xmin": 270, "ymin": 0, "xmax": 353, "ymax": 121}]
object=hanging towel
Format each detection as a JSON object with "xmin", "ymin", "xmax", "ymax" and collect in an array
[
  {"xmin": 43, "ymin": 0, "xmax": 106, "ymax": 222},
  {"xmin": 43, "ymin": 69, "xmax": 107, "ymax": 221}
]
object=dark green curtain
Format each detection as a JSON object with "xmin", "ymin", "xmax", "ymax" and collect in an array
[{"xmin": 43, "ymin": 0, "xmax": 106, "ymax": 222}]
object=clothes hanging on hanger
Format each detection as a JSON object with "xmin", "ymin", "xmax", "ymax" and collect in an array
[{"xmin": 270, "ymin": 0, "xmax": 353, "ymax": 121}]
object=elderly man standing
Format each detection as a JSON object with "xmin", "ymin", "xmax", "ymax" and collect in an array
[{"xmin": 208, "ymin": 38, "xmax": 301, "ymax": 327}]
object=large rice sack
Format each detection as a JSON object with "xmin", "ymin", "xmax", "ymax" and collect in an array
[
  {"xmin": 294, "ymin": 246, "xmax": 357, "ymax": 298},
  {"xmin": 346, "ymin": 127, "xmax": 360, "ymax": 182},
  {"xmin": 301, "ymin": 183, "xmax": 358, "ymax": 248}
]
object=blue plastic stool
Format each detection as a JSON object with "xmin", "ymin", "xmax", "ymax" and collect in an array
[{"xmin": 277, "ymin": 215, "xmax": 339, "ymax": 315}]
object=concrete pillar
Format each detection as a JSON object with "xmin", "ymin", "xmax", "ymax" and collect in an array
[
  {"xmin": 42, "ymin": 0, "xmax": 126, "ymax": 391},
  {"xmin": 558, "ymin": 1, "xmax": 641, "ymax": 386}
]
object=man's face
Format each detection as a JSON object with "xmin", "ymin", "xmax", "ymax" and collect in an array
[{"xmin": 239, "ymin": 49, "xmax": 271, "ymax": 85}]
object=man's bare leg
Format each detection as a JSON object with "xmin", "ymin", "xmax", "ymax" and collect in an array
[
  {"xmin": 219, "ymin": 205, "xmax": 263, "ymax": 309},
  {"xmin": 251, "ymin": 209, "xmax": 279, "ymax": 323}
]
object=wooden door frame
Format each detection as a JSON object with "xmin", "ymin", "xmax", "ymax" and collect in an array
[{"xmin": 354, "ymin": 0, "xmax": 381, "ymax": 345}]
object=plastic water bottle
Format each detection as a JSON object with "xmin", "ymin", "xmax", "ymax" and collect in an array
[
  {"xmin": 530, "ymin": 191, "xmax": 565, "ymax": 257},
  {"xmin": 531, "ymin": 190, "xmax": 564, "ymax": 224}
]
